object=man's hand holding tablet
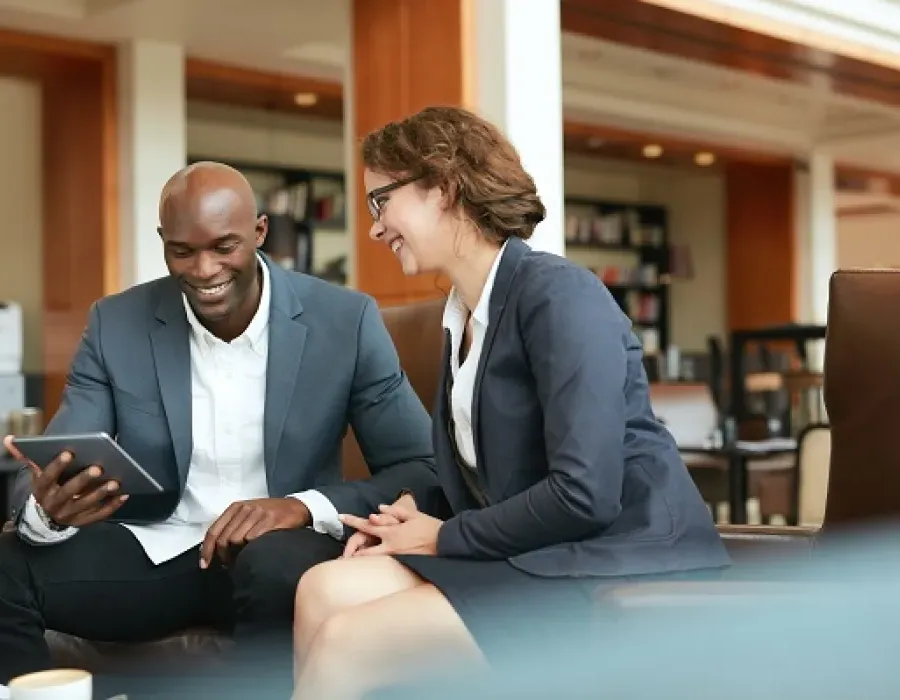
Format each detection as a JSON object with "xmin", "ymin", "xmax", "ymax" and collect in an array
[{"xmin": 4, "ymin": 435, "xmax": 129, "ymax": 528}]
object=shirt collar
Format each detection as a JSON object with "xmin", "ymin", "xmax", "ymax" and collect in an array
[
  {"xmin": 182, "ymin": 253, "xmax": 271, "ymax": 353},
  {"xmin": 442, "ymin": 240, "xmax": 508, "ymax": 331}
]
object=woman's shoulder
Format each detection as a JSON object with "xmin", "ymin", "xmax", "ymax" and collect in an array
[
  {"xmin": 511, "ymin": 251, "xmax": 631, "ymax": 342},
  {"xmin": 514, "ymin": 248, "xmax": 618, "ymax": 310}
]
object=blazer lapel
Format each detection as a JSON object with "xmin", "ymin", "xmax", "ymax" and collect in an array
[
  {"xmin": 150, "ymin": 283, "xmax": 193, "ymax": 486},
  {"xmin": 263, "ymin": 260, "xmax": 307, "ymax": 484},
  {"xmin": 471, "ymin": 238, "xmax": 528, "ymax": 469}
]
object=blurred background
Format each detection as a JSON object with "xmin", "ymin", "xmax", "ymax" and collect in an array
[{"xmin": 1, "ymin": 0, "xmax": 899, "ymax": 531}]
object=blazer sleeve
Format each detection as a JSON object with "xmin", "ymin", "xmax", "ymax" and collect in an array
[
  {"xmin": 316, "ymin": 297, "xmax": 442, "ymax": 518},
  {"xmin": 11, "ymin": 302, "xmax": 117, "ymax": 522},
  {"xmin": 437, "ymin": 263, "xmax": 630, "ymax": 559}
]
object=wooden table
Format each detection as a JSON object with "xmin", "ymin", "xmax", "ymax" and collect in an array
[
  {"xmin": 680, "ymin": 439, "xmax": 797, "ymax": 524},
  {"xmin": 728, "ymin": 323, "xmax": 827, "ymax": 422}
]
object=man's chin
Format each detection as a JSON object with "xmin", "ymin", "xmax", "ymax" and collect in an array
[{"xmin": 188, "ymin": 297, "xmax": 233, "ymax": 323}]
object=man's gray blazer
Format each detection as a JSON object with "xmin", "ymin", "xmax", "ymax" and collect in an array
[{"xmin": 11, "ymin": 254, "xmax": 440, "ymax": 526}]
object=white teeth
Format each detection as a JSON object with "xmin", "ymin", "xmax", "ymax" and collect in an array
[
  {"xmin": 390, "ymin": 239, "xmax": 403, "ymax": 253},
  {"xmin": 197, "ymin": 281, "xmax": 230, "ymax": 296}
]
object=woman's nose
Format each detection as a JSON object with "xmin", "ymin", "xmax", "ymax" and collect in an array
[{"xmin": 368, "ymin": 221, "xmax": 385, "ymax": 241}]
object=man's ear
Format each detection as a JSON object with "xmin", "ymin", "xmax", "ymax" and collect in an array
[{"xmin": 255, "ymin": 214, "xmax": 268, "ymax": 248}]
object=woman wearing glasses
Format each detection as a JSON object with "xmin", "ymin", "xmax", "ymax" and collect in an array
[{"xmin": 291, "ymin": 106, "xmax": 729, "ymax": 699}]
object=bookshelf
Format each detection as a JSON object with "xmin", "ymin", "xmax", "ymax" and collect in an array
[
  {"xmin": 187, "ymin": 158, "xmax": 348, "ymax": 284},
  {"xmin": 564, "ymin": 197, "xmax": 671, "ymax": 354}
]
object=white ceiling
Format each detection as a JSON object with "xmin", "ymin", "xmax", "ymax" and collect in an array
[
  {"xmin": 0, "ymin": 0, "xmax": 350, "ymax": 80},
  {"xmin": 3, "ymin": 0, "xmax": 900, "ymax": 172}
]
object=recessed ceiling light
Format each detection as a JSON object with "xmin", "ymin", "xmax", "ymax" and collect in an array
[
  {"xmin": 643, "ymin": 144, "xmax": 663, "ymax": 158},
  {"xmin": 293, "ymin": 92, "xmax": 318, "ymax": 107},
  {"xmin": 695, "ymin": 151, "xmax": 716, "ymax": 166}
]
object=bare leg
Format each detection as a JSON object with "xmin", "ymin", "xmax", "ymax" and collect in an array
[
  {"xmin": 294, "ymin": 582, "xmax": 485, "ymax": 700},
  {"xmin": 293, "ymin": 556, "xmax": 423, "ymax": 670}
]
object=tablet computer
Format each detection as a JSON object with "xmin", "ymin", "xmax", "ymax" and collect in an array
[{"xmin": 10, "ymin": 432, "xmax": 164, "ymax": 495}]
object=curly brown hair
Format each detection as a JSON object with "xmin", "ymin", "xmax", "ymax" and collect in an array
[{"xmin": 361, "ymin": 105, "xmax": 546, "ymax": 243}]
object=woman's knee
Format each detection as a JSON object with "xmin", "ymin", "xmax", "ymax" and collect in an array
[
  {"xmin": 295, "ymin": 556, "xmax": 421, "ymax": 624},
  {"xmin": 309, "ymin": 606, "xmax": 357, "ymax": 656},
  {"xmin": 294, "ymin": 559, "xmax": 348, "ymax": 624}
]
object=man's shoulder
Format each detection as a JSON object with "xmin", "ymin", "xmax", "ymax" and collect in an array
[
  {"xmin": 281, "ymin": 269, "xmax": 373, "ymax": 314},
  {"xmin": 92, "ymin": 277, "xmax": 173, "ymax": 322}
]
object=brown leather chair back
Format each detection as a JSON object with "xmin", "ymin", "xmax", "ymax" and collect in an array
[
  {"xmin": 824, "ymin": 270, "xmax": 900, "ymax": 525},
  {"xmin": 380, "ymin": 297, "xmax": 447, "ymax": 412},
  {"xmin": 341, "ymin": 297, "xmax": 446, "ymax": 481}
]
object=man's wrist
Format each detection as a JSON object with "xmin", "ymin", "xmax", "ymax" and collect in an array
[
  {"xmin": 34, "ymin": 501, "xmax": 66, "ymax": 532},
  {"xmin": 286, "ymin": 497, "xmax": 311, "ymax": 528},
  {"xmin": 287, "ymin": 490, "xmax": 343, "ymax": 540}
]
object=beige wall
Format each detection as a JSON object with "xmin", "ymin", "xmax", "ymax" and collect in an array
[
  {"xmin": 837, "ymin": 211, "xmax": 900, "ymax": 269},
  {"xmin": 0, "ymin": 77, "xmax": 42, "ymax": 372},
  {"xmin": 565, "ymin": 155, "xmax": 726, "ymax": 351}
]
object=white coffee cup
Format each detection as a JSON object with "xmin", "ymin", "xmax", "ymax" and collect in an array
[{"xmin": 7, "ymin": 669, "xmax": 92, "ymax": 700}]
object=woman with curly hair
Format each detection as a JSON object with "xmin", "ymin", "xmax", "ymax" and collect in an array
[{"xmin": 291, "ymin": 106, "xmax": 729, "ymax": 699}]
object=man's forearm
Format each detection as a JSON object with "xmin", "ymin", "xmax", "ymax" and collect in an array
[{"xmin": 318, "ymin": 458, "xmax": 442, "ymax": 520}]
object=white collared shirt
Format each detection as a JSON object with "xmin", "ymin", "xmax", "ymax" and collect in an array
[
  {"xmin": 441, "ymin": 242, "xmax": 507, "ymax": 469},
  {"xmin": 20, "ymin": 256, "xmax": 342, "ymax": 562}
]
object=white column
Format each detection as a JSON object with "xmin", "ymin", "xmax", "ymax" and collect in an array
[
  {"xmin": 807, "ymin": 151, "xmax": 836, "ymax": 326},
  {"xmin": 118, "ymin": 40, "xmax": 186, "ymax": 288},
  {"xmin": 793, "ymin": 151, "xmax": 836, "ymax": 373},
  {"xmin": 464, "ymin": 0, "xmax": 565, "ymax": 256}
]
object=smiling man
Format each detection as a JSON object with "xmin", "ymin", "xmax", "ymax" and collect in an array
[{"xmin": 0, "ymin": 161, "xmax": 439, "ymax": 688}]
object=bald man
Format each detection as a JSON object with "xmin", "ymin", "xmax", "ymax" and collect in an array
[{"xmin": 0, "ymin": 161, "xmax": 439, "ymax": 686}]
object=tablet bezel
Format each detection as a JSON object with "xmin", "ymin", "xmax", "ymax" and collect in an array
[{"xmin": 10, "ymin": 432, "xmax": 164, "ymax": 495}]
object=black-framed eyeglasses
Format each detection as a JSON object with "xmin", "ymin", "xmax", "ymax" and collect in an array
[{"xmin": 366, "ymin": 175, "xmax": 420, "ymax": 222}]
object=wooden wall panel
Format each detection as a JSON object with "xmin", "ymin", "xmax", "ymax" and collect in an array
[
  {"xmin": 42, "ymin": 59, "xmax": 117, "ymax": 414},
  {"xmin": 725, "ymin": 162, "xmax": 795, "ymax": 330},
  {"xmin": 185, "ymin": 58, "xmax": 344, "ymax": 121},
  {"xmin": 352, "ymin": 0, "xmax": 464, "ymax": 306},
  {"xmin": 0, "ymin": 30, "xmax": 117, "ymax": 416}
]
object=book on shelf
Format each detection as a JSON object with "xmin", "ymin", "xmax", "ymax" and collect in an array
[
  {"xmin": 266, "ymin": 182, "xmax": 309, "ymax": 221},
  {"xmin": 595, "ymin": 264, "xmax": 659, "ymax": 287},
  {"xmin": 624, "ymin": 291, "xmax": 660, "ymax": 324},
  {"xmin": 564, "ymin": 209, "xmax": 665, "ymax": 247},
  {"xmin": 313, "ymin": 190, "xmax": 346, "ymax": 225},
  {"xmin": 636, "ymin": 326, "xmax": 660, "ymax": 354}
]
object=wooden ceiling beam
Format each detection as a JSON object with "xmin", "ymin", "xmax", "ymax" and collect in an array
[
  {"xmin": 560, "ymin": 0, "xmax": 900, "ymax": 110},
  {"xmin": 185, "ymin": 57, "xmax": 344, "ymax": 120}
]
